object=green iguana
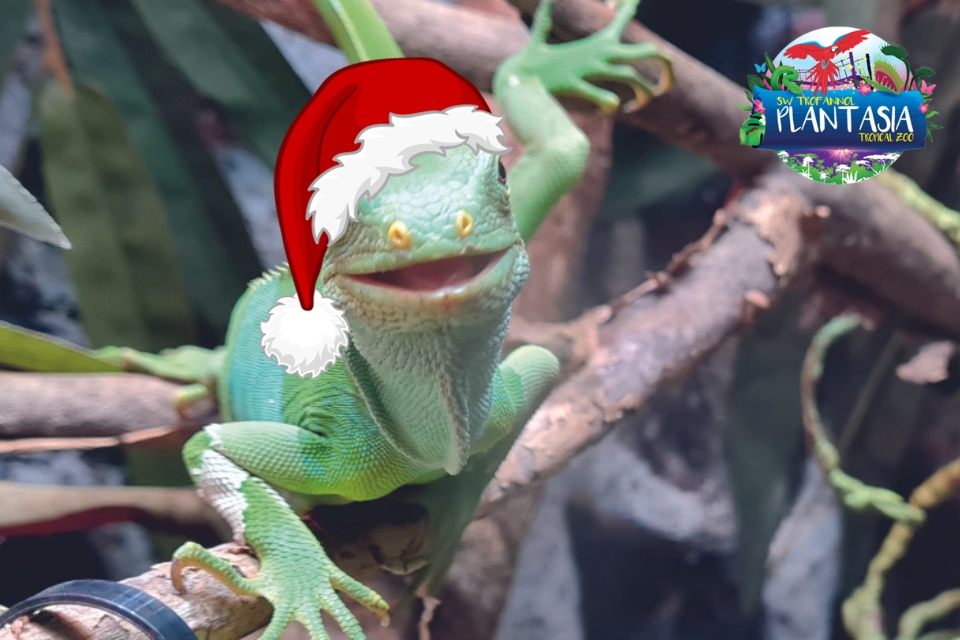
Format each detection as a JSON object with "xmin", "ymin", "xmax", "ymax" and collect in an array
[{"xmin": 99, "ymin": 1, "xmax": 672, "ymax": 638}]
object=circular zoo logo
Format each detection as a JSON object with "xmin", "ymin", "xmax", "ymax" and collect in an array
[{"xmin": 740, "ymin": 27, "xmax": 939, "ymax": 184}]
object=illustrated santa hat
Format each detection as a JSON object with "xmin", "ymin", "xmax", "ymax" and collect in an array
[{"xmin": 261, "ymin": 58, "xmax": 510, "ymax": 378}]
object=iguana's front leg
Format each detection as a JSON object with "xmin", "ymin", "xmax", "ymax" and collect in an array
[
  {"xmin": 493, "ymin": 0, "xmax": 673, "ymax": 241},
  {"xmin": 172, "ymin": 424, "xmax": 390, "ymax": 640}
]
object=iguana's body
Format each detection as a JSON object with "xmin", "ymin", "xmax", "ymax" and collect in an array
[{"xmin": 105, "ymin": 2, "xmax": 672, "ymax": 638}]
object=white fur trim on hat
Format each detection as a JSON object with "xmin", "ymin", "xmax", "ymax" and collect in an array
[
  {"xmin": 260, "ymin": 293, "xmax": 350, "ymax": 378},
  {"xmin": 306, "ymin": 105, "xmax": 510, "ymax": 245}
]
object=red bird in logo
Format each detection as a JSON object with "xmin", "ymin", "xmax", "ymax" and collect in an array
[{"xmin": 783, "ymin": 30, "xmax": 871, "ymax": 96}]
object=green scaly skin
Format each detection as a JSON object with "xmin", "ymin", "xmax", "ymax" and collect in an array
[{"xmin": 101, "ymin": 1, "xmax": 672, "ymax": 637}]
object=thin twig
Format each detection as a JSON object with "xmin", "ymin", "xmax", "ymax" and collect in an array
[
  {"xmin": 898, "ymin": 589, "xmax": 960, "ymax": 640},
  {"xmin": 800, "ymin": 316, "xmax": 924, "ymax": 524},
  {"xmin": 843, "ymin": 456, "xmax": 960, "ymax": 640},
  {"xmin": 32, "ymin": 0, "xmax": 74, "ymax": 100},
  {"xmin": 609, "ymin": 209, "xmax": 728, "ymax": 313}
]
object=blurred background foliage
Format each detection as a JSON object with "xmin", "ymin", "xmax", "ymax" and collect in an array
[
  {"xmin": 1, "ymin": 0, "xmax": 960, "ymax": 639},
  {"xmin": 1, "ymin": 0, "xmax": 315, "ymax": 351}
]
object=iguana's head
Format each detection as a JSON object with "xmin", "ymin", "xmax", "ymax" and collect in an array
[{"xmin": 320, "ymin": 145, "xmax": 528, "ymax": 331}]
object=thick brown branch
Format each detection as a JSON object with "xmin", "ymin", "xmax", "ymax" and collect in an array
[
  {"xmin": 798, "ymin": 166, "xmax": 960, "ymax": 337},
  {"xmin": 0, "ymin": 373, "xmax": 193, "ymax": 438},
  {"xmin": 483, "ymin": 189, "xmax": 797, "ymax": 509}
]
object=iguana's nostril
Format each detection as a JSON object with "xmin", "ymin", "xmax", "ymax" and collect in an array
[
  {"xmin": 388, "ymin": 221, "xmax": 412, "ymax": 249},
  {"xmin": 454, "ymin": 210, "xmax": 473, "ymax": 238}
]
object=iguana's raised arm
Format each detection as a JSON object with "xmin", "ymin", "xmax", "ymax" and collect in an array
[{"xmin": 493, "ymin": 0, "xmax": 672, "ymax": 241}]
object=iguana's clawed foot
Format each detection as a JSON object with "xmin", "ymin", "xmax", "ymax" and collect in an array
[
  {"xmin": 171, "ymin": 541, "xmax": 389, "ymax": 640},
  {"xmin": 506, "ymin": 0, "xmax": 673, "ymax": 113}
]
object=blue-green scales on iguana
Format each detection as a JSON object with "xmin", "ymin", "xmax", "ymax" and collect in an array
[{"xmin": 101, "ymin": 1, "xmax": 672, "ymax": 637}]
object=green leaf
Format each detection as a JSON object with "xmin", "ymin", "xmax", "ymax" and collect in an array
[
  {"xmin": 308, "ymin": 0, "xmax": 403, "ymax": 64},
  {"xmin": 0, "ymin": 164, "xmax": 71, "ymax": 248},
  {"xmin": 740, "ymin": 117, "xmax": 765, "ymax": 147},
  {"xmin": 927, "ymin": 122, "xmax": 942, "ymax": 129},
  {"xmin": 747, "ymin": 74, "xmax": 765, "ymax": 91},
  {"xmin": 0, "ymin": 0, "xmax": 31, "ymax": 85},
  {"xmin": 199, "ymin": 0, "xmax": 311, "ymax": 108},
  {"xmin": 127, "ymin": 0, "xmax": 304, "ymax": 166},
  {"xmin": 764, "ymin": 52, "xmax": 776, "ymax": 73},
  {"xmin": 924, "ymin": 111, "xmax": 940, "ymax": 118},
  {"xmin": 74, "ymin": 83, "xmax": 197, "ymax": 348},
  {"xmin": 55, "ymin": 0, "xmax": 262, "ymax": 339},
  {"xmin": 880, "ymin": 44, "xmax": 908, "ymax": 60},
  {"xmin": 40, "ymin": 81, "xmax": 196, "ymax": 350},
  {"xmin": 743, "ymin": 128, "xmax": 763, "ymax": 147},
  {"xmin": 863, "ymin": 77, "xmax": 899, "ymax": 95},
  {"xmin": 738, "ymin": 103, "xmax": 753, "ymax": 111},
  {"xmin": 0, "ymin": 320, "xmax": 122, "ymax": 373},
  {"xmin": 40, "ymin": 80, "xmax": 151, "ymax": 349},
  {"xmin": 726, "ymin": 300, "xmax": 808, "ymax": 611}
]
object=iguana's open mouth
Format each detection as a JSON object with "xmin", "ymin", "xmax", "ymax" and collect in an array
[{"xmin": 346, "ymin": 249, "xmax": 508, "ymax": 293}]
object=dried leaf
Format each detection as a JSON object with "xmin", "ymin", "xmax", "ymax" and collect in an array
[{"xmin": 896, "ymin": 341, "xmax": 956, "ymax": 385}]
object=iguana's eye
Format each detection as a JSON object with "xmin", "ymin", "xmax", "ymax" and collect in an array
[{"xmin": 497, "ymin": 159, "xmax": 507, "ymax": 184}]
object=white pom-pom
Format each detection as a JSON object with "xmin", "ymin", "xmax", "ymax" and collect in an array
[{"xmin": 260, "ymin": 294, "xmax": 350, "ymax": 378}]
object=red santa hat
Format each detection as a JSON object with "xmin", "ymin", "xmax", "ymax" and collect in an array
[{"xmin": 261, "ymin": 58, "xmax": 510, "ymax": 378}]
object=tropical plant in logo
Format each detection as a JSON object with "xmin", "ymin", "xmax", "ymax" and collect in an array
[{"xmin": 739, "ymin": 27, "xmax": 939, "ymax": 184}]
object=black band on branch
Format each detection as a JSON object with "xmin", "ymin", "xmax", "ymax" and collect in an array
[{"xmin": 0, "ymin": 579, "xmax": 197, "ymax": 640}]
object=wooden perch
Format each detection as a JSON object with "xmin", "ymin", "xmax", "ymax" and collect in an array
[
  {"xmin": 484, "ymin": 176, "xmax": 809, "ymax": 509},
  {"xmin": 0, "ymin": 373, "xmax": 195, "ymax": 439}
]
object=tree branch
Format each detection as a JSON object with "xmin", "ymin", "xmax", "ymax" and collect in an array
[{"xmin": 0, "ymin": 373, "xmax": 195, "ymax": 438}]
